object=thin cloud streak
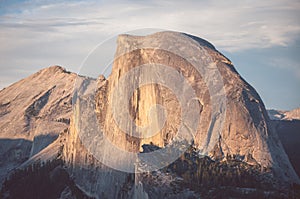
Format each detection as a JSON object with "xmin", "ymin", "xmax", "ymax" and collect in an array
[
  {"xmin": 1, "ymin": 0, "xmax": 300, "ymax": 51},
  {"xmin": 0, "ymin": 0, "xmax": 300, "ymax": 111}
]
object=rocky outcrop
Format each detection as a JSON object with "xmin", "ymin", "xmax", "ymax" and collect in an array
[
  {"xmin": 284, "ymin": 108, "xmax": 300, "ymax": 120},
  {"xmin": 0, "ymin": 65, "xmax": 76, "ymax": 183},
  {"xmin": 268, "ymin": 108, "xmax": 300, "ymax": 121},
  {"xmin": 91, "ymin": 31, "xmax": 298, "ymax": 183},
  {"xmin": 0, "ymin": 65, "xmax": 75, "ymax": 140},
  {"xmin": 1, "ymin": 32, "xmax": 299, "ymax": 198}
]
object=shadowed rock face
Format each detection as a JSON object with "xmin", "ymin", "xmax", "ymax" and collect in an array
[
  {"xmin": 272, "ymin": 119, "xmax": 300, "ymax": 178},
  {"xmin": 0, "ymin": 138, "xmax": 32, "ymax": 183},
  {"xmin": 268, "ymin": 107, "xmax": 300, "ymax": 179},
  {"xmin": 92, "ymin": 31, "xmax": 298, "ymax": 183}
]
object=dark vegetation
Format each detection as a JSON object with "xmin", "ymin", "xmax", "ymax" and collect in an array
[
  {"xmin": 166, "ymin": 146, "xmax": 300, "ymax": 198},
  {"xmin": 167, "ymin": 148, "xmax": 270, "ymax": 190},
  {"xmin": 1, "ymin": 141, "xmax": 299, "ymax": 199},
  {"xmin": 142, "ymin": 143, "xmax": 300, "ymax": 199},
  {"xmin": 0, "ymin": 158, "xmax": 93, "ymax": 199}
]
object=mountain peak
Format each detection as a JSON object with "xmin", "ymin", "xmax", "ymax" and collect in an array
[
  {"xmin": 38, "ymin": 65, "xmax": 70, "ymax": 75},
  {"xmin": 45, "ymin": 65, "xmax": 65, "ymax": 71},
  {"xmin": 1, "ymin": 31, "xmax": 299, "ymax": 198},
  {"xmin": 268, "ymin": 107, "xmax": 300, "ymax": 121},
  {"xmin": 117, "ymin": 31, "xmax": 216, "ymax": 50},
  {"xmin": 88, "ymin": 31, "xmax": 299, "ymax": 184},
  {"xmin": 0, "ymin": 64, "xmax": 77, "ymax": 140}
]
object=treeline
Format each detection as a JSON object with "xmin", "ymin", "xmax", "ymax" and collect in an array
[
  {"xmin": 162, "ymin": 146, "xmax": 300, "ymax": 198},
  {"xmin": 0, "ymin": 159, "xmax": 92, "ymax": 199},
  {"xmin": 168, "ymin": 155, "xmax": 264, "ymax": 189}
]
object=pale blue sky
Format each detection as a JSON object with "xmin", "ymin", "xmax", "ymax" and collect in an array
[{"xmin": 0, "ymin": 0, "xmax": 299, "ymax": 110}]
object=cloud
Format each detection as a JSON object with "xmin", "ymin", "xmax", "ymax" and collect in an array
[
  {"xmin": 0, "ymin": 0, "xmax": 300, "ymax": 89},
  {"xmin": 1, "ymin": 0, "xmax": 300, "ymax": 50}
]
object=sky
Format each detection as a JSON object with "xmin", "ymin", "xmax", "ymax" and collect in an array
[{"xmin": 0, "ymin": 0, "xmax": 299, "ymax": 110}]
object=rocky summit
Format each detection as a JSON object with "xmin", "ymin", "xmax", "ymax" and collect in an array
[
  {"xmin": 92, "ymin": 31, "xmax": 298, "ymax": 181},
  {"xmin": 0, "ymin": 31, "xmax": 299, "ymax": 199},
  {"xmin": 0, "ymin": 66, "xmax": 76, "ymax": 184}
]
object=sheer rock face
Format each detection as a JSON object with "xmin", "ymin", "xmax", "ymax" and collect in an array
[
  {"xmin": 268, "ymin": 107, "xmax": 300, "ymax": 178},
  {"xmin": 0, "ymin": 32, "xmax": 298, "ymax": 197},
  {"xmin": 94, "ymin": 31, "xmax": 298, "ymax": 183}
]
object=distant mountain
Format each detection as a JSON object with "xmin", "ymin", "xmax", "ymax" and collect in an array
[
  {"xmin": 268, "ymin": 107, "xmax": 300, "ymax": 179},
  {"xmin": 284, "ymin": 108, "xmax": 300, "ymax": 120},
  {"xmin": 268, "ymin": 108, "xmax": 300, "ymax": 121},
  {"xmin": 267, "ymin": 109, "xmax": 286, "ymax": 120},
  {"xmin": 0, "ymin": 32, "xmax": 299, "ymax": 199}
]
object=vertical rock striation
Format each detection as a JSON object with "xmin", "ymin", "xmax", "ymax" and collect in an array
[{"xmin": 93, "ymin": 31, "xmax": 298, "ymax": 183}]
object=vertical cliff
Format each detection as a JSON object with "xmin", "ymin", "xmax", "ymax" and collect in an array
[{"xmin": 91, "ymin": 31, "xmax": 298, "ymax": 183}]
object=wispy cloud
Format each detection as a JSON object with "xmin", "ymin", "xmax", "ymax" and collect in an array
[
  {"xmin": 0, "ymin": 0, "xmax": 300, "ymax": 90},
  {"xmin": 1, "ymin": 0, "xmax": 300, "ymax": 51}
]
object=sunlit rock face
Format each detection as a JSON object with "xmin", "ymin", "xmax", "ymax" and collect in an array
[
  {"xmin": 0, "ymin": 66, "xmax": 76, "ymax": 184},
  {"xmin": 1, "ymin": 32, "xmax": 299, "ymax": 198},
  {"xmin": 91, "ymin": 31, "xmax": 298, "ymax": 183},
  {"xmin": 0, "ymin": 65, "xmax": 75, "ymax": 140}
]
